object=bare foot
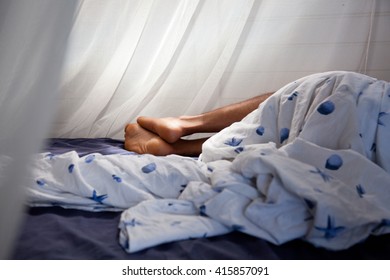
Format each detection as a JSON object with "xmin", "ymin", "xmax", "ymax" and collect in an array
[
  {"xmin": 136, "ymin": 116, "xmax": 187, "ymax": 143},
  {"xmin": 124, "ymin": 123, "xmax": 174, "ymax": 156}
]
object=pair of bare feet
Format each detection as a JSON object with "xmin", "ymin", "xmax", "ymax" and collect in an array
[
  {"xmin": 124, "ymin": 93, "xmax": 274, "ymax": 156},
  {"xmin": 124, "ymin": 116, "xmax": 206, "ymax": 157}
]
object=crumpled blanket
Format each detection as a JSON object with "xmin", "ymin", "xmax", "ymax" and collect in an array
[{"xmin": 28, "ymin": 71, "xmax": 390, "ymax": 252}]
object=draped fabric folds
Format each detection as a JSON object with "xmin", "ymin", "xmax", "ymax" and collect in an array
[
  {"xmin": 0, "ymin": 0, "xmax": 78, "ymax": 259},
  {"xmin": 52, "ymin": 0, "xmax": 390, "ymax": 139}
]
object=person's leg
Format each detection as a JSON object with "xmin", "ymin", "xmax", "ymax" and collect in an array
[
  {"xmin": 124, "ymin": 123, "xmax": 206, "ymax": 157},
  {"xmin": 136, "ymin": 93, "xmax": 273, "ymax": 143},
  {"xmin": 124, "ymin": 92, "xmax": 273, "ymax": 156}
]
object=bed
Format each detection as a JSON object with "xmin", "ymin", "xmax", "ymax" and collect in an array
[
  {"xmin": 11, "ymin": 138, "xmax": 390, "ymax": 260},
  {"xmin": 11, "ymin": 71, "xmax": 390, "ymax": 259}
]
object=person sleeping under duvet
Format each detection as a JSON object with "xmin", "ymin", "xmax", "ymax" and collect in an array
[{"xmin": 29, "ymin": 71, "xmax": 390, "ymax": 253}]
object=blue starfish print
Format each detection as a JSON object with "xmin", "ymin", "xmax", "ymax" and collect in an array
[
  {"xmin": 356, "ymin": 184, "xmax": 365, "ymax": 198},
  {"xmin": 309, "ymin": 168, "xmax": 332, "ymax": 182},
  {"xmin": 234, "ymin": 147, "xmax": 244, "ymax": 154},
  {"xmin": 315, "ymin": 215, "xmax": 345, "ymax": 239},
  {"xmin": 287, "ymin": 91, "xmax": 298, "ymax": 101},
  {"xmin": 112, "ymin": 174, "xmax": 122, "ymax": 183},
  {"xmin": 378, "ymin": 112, "xmax": 388, "ymax": 126},
  {"xmin": 124, "ymin": 218, "xmax": 142, "ymax": 227},
  {"xmin": 89, "ymin": 190, "xmax": 108, "ymax": 204},
  {"xmin": 224, "ymin": 137, "xmax": 243, "ymax": 147},
  {"xmin": 36, "ymin": 179, "xmax": 46, "ymax": 186}
]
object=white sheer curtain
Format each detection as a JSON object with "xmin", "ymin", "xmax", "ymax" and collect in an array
[
  {"xmin": 51, "ymin": 0, "xmax": 390, "ymax": 140},
  {"xmin": 0, "ymin": 0, "xmax": 78, "ymax": 258}
]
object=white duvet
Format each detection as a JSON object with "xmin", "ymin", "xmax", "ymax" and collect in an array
[{"xmin": 28, "ymin": 71, "xmax": 390, "ymax": 252}]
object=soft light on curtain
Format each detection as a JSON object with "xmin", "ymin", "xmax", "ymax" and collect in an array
[{"xmin": 51, "ymin": 0, "xmax": 390, "ymax": 140}]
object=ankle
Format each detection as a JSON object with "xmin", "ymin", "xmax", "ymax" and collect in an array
[{"xmin": 178, "ymin": 115, "xmax": 205, "ymax": 135}]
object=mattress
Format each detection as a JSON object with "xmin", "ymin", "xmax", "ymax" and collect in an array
[{"xmin": 11, "ymin": 138, "xmax": 390, "ymax": 259}]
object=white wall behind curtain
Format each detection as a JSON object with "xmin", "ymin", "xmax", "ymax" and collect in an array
[{"xmin": 51, "ymin": 0, "xmax": 390, "ymax": 140}]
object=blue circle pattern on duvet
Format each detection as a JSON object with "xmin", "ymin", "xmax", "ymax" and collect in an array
[
  {"xmin": 325, "ymin": 154, "xmax": 343, "ymax": 170},
  {"xmin": 142, "ymin": 162, "xmax": 157, "ymax": 173},
  {"xmin": 317, "ymin": 100, "xmax": 335, "ymax": 115},
  {"xmin": 280, "ymin": 127, "xmax": 290, "ymax": 144},
  {"xmin": 68, "ymin": 164, "xmax": 74, "ymax": 173},
  {"xmin": 256, "ymin": 126, "xmax": 265, "ymax": 136},
  {"xmin": 85, "ymin": 154, "xmax": 95, "ymax": 163},
  {"xmin": 316, "ymin": 99, "xmax": 343, "ymax": 171}
]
